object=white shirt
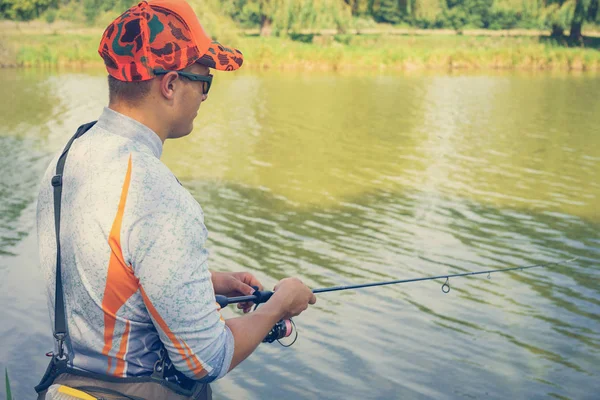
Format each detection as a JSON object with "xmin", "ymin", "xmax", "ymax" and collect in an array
[{"xmin": 37, "ymin": 107, "xmax": 233, "ymax": 382}]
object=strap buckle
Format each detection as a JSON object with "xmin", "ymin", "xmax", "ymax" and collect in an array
[
  {"xmin": 53, "ymin": 332, "xmax": 69, "ymax": 361},
  {"xmin": 152, "ymin": 347, "xmax": 167, "ymax": 379},
  {"xmin": 51, "ymin": 174, "xmax": 62, "ymax": 187}
]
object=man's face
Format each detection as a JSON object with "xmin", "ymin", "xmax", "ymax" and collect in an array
[{"xmin": 171, "ymin": 63, "xmax": 210, "ymax": 139}]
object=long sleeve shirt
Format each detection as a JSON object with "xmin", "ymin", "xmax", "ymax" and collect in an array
[{"xmin": 36, "ymin": 107, "xmax": 233, "ymax": 383}]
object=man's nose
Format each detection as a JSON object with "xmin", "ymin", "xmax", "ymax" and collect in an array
[{"xmin": 201, "ymin": 93, "xmax": 208, "ymax": 102}]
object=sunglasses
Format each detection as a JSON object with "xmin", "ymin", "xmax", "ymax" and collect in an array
[{"xmin": 153, "ymin": 68, "xmax": 213, "ymax": 95}]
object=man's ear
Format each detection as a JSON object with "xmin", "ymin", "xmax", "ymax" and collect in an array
[{"xmin": 159, "ymin": 72, "xmax": 180, "ymax": 100}]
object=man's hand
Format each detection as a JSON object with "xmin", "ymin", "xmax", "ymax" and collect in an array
[
  {"xmin": 211, "ymin": 271, "xmax": 264, "ymax": 313},
  {"xmin": 225, "ymin": 276, "xmax": 316, "ymax": 371},
  {"xmin": 271, "ymin": 277, "xmax": 317, "ymax": 320}
]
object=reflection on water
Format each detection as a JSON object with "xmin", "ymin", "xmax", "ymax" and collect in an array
[{"xmin": 0, "ymin": 68, "xmax": 598, "ymax": 399}]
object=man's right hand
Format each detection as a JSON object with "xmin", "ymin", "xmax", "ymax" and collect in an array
[
  {"xmin": 271, "ymin": 277, "xmax": 317, "ymax": 320},
  {"xmin": 226, "ymin": 276, "xmax": 316, "ymax": 372}
]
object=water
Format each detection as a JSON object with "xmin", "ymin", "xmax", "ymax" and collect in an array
[{"xmin": 0, "ymin": 68, "xmax": 598, "ymax": 399}]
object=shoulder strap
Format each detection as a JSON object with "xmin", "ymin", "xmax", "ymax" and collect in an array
[{"xmin": 52, "ymin": 121, "xmax": 97, "ymax": 360}]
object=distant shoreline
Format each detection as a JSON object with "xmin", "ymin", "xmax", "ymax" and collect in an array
[
  {"xmin": 1, "ymin": 24, "xmax": 599, "ymax": 71},
  {"xmin": 1, "ymin": 20, "xmax": 600, "ymax": 37}
]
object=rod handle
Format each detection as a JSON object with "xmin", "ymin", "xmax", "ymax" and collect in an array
[
  {"xmin": 215, "ymin": 290, "xmax": 275, "ymax": 309},
  {"xmin": 215, "ymin": 295, "xmax": 229, "ymax": 309}
]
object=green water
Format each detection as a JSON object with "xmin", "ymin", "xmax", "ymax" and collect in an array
[{"xmin": 0, "ymin": 68, "xmax": 598, "ymax": 399}]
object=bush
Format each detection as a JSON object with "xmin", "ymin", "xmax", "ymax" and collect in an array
[
  {"xmin": 44, "ymin": 8, "xmax": 57, "ymax": 24},
  {"xmin": 55, "ymin": 1, "xmax": 85, "ymax": 23},
  {"xmin": 370, "ymin": 0, "xmax": 404, "ymax": 24},
  {"xmin": 83, "ymin": 0, "xmax": 102, "ymax": 23},
  {"xmin": 488, "ymin": 10, "xmax": 521, "ymax": 29},
  {"xmin": 351, "ymin": 16, "xmax": 377, "ymax": 31},
  {"xmin": 334, "ymin": 34, "xmax": 354, "ymax": 45},
  {"xmin": 289, "ymin": 33, "xmax": 315, "ymax": 43},
  {"xmin": 2, "ymin": 0, "xmax": 56, "ymax": 21},
  {"xmin": 442, "ymin": 7, "xmax": 470, "ymax": 30}
]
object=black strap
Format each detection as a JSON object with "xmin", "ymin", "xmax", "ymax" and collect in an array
[
  {"xmin": 39, "ymin": 120, "xmax": 207, "ymax": 397},
  {"xmin": 52, "ymin": 121, "xmax": 97, "ymax": 360}
]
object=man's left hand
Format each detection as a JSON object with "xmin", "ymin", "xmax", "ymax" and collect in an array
[{"xmin": 211, "ymin": 271, "xmax": 264, "ymax": 313}]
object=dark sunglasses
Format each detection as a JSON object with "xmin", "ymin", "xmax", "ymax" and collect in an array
[{"xmin": 153, "ymin": 68, "xmax": 213, "ymax": 95}]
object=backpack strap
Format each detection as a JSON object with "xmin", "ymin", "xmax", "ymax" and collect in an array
[{"xmin": 51, "ymin": 121, "xmax": 97, "ymax": 360}]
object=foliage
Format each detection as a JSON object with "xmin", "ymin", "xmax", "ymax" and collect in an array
[
  {"xmin": 192, "ymin": 0, "xmax": 242, "ymax": 43},
  {"xmin": 1, "ymin": 0, "xmax": 58, "ymax": 20},
  {"xmin": 369, "ymin": 0, "xmax": 404, "ymax": 24},
  {"xmin": 220, "ymin": 0, "xmax": 353, "ymax": 36},
  {"xmin": 43, "ymin": 7, "xmax": 56, "ymax": 23},
  {"xmin": 412, "ymin": 0, "xmax": 444, "ymax": 27},
  {"xmin": 6, "ymin": 28, "xmax": 600, "ymax": 70},
  {"xmin": 589, "ymin": 0, "xmax": 599, "ymax": 22},
  {"xmin": 542, "ymin": 0, "xmax": 576, "ymax": 33},
  {"xmin": 1, "ymin": 0, "xmax": 598, "ymax": 37}
]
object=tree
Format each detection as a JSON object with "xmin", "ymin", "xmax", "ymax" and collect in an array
[
  {"xmin": 344, "ymin": 0, "xmax": 365, "ymax": 15},
  {"xmin": 1, "ymin": 0, "xmax": 58, "ymax": 21},
  {"xmin": 369, "ymin": 0, "xmax": 404, "ymax": 23},
  {"xmin": 411, "ymin": 0, "xmax": 443, "ymax": 27},
  {"xmin": 570, "ymin": 0, "xmax": 598, "ymax": 39},
  {"xmin": 543, "ymin": 0, "xmax": 571, "ymax": 37},
  {"xmin": 588, "ymin": 0, "xmax": 599, "ymax": 21},
  {"xmin": 247, "ymin": 0, "xmax": 351, "ymax": 37},
  {"xmin": 258, "ymin": 0, "xmax": 275, "ymax": 36},
  {"xmin": 570, "ymin": 0, "xmax": 586, "ymax": 39},
  {"xmin": 442, "ymin": 0, "xmax": 494, "ymax": 28}
]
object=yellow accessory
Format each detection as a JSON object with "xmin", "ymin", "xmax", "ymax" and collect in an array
[{"xmin": 46, "ymin": 384, "xmax": 97, "ymax": 400}]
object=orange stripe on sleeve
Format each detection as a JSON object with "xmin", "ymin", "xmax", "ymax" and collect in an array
[
  {"xmin": 100, "ymin": 155, "xmax": 140, "ymax": 375},
  {"xmin": 139, "ymin": 285, "xmax": 208, "ymax": 378}
]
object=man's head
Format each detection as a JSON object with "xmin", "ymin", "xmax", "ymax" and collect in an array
[{"xmin": 99, "ymin": 0, "xmax": 243, "ymax": 140}]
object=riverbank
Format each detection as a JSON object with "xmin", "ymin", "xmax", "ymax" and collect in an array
[{"xmin": 1, "ymin": 24, "xmax": 599, "ymax": 71}]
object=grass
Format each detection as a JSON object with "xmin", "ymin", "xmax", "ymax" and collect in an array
[
  {"xmin": 238, "ymin": 34, "xmax": 600, "ymax": 71},
  {"xmin": 1, "ymin": 26, "xmax": 600, "ymax": 71},
  {"xmin": 2, "ymin": 32, "xmax": 101, "ymax": 67},
  {"xmin": 5, "ymin": 368, "xmax": 12, "ymax": 400}
]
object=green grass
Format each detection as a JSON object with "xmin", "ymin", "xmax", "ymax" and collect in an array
[
  {"xmin": 5, "ymin": 368, "xmax": 12, "ymax": 400},
  {"xmin": 8, "ymin": 32, "xmax": 100, "ymax": 67},
  {"xmin": 2, "ymin": 29, "xmax": 600, "ymax": 71},
  {"xmin": 237, "ymin": 34, "xmax": 600, "ymax": 70}
]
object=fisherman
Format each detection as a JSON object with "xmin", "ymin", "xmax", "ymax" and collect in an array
[{"xmin": 35, "ymin": 1, "xmax": 316, "ymax": 398}]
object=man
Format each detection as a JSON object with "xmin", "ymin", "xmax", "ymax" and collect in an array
[{"xmin": 35, "ymin": 0, "xmax": 316, "ymax": 398}]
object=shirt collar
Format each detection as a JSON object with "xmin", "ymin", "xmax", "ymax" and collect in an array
[{"xmin": 96, "ymin": 107, "xmax": 163, "ymax": 159}]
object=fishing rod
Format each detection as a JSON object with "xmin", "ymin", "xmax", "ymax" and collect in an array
[{"xmin": 215, "ymin": 256, "xmax": 578, "ymax": 346}]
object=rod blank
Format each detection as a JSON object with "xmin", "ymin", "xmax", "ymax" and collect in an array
[{"xmin": 215, "ymin": 257, "xmax": 578, "ymax": 308}]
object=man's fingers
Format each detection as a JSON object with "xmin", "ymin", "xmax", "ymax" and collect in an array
[
  {"xmin": 234, "ymin": 280, "xmax": 255, "ymax": 296},
  {"xmin": 244, "ymin": 274, "xmax": 263, "ymax": 291},
  {"xmin": 309, "ymin": 294, "xmax": 317, "ymax": 305},
  {"xmin": 237, "ymin": 302, "xmax": 253, "ymax": 313},
  {"xmin": 234, "ymin": 272, "xmax": 264, "ymax": 291},
  {"xmin": 252, "ymin": 278, "xmax": 264, "ymax": 291}
]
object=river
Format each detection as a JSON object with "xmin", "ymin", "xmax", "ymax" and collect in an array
[{"xmin": 0, "ymin": 68, "xmax": 598, "ymax": 399}]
